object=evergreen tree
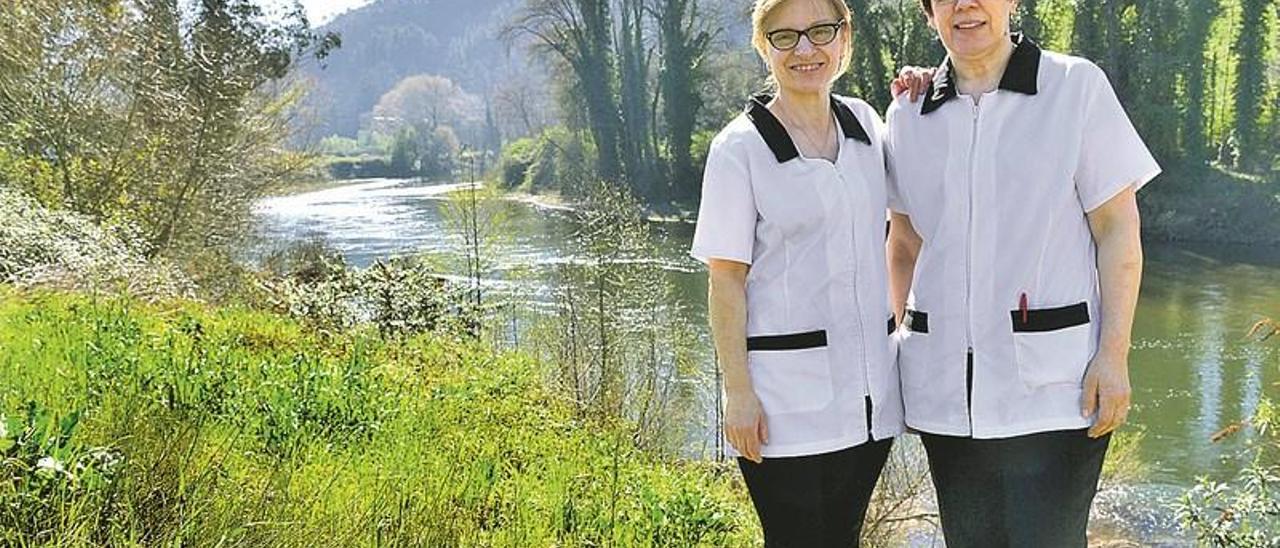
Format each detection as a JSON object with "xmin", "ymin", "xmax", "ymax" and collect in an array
[
  {"xmin": 1233, "ymin": 0, "xmax": 1270, "ymax": 171},
  {"xmin": 1182, "ymin": 0, "xmax": 1219, "ymax": 164},
  {"xmin": 846, "ymin": 0, "xmax": 891, "ymax": 111}
]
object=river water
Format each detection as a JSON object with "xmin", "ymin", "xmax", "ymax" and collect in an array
[{"xmin": 255, "ymin": 178, "xmax": 1280, "ymax": 544}]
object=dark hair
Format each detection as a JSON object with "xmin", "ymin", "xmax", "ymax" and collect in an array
[{"xmin": 919, "ymin": 0, "xmax": 931, "ymax": 15}]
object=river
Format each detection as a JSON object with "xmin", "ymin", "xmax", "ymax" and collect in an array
[{"xmin": 255, "ymin": 177, "xmax": 1280, "ymax": 544}]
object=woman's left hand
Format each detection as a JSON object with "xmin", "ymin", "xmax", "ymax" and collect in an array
[
  {"xmin": 890, "ymin": 66, "xmax": 936, "ymax": 102},
  {"xmin": 1081, "ymin": 351, "xmax": 1131, "ymax": 438}
]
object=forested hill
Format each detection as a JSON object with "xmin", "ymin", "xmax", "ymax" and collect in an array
[{"xmin": 302, "ymin": 0, "xmax": 516, "ymax": 137}]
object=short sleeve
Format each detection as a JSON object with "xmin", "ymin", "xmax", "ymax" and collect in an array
[
  {"xmin": 690, "ymin": 136, "xmax": 756, "ymax": 265},
  {"xmin": 1075, "ymin": 64, "xmax": 1162, "ymax": 212},
  {"xmin": 884, "ymin": 102, "xmax": 907, "ymax": 214}
]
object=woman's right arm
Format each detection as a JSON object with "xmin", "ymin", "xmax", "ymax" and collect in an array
[
  {"xmin": 888, "ymin": 212, "xmax": 922, "ymax": 324},
  {"xmin": 708, "ymin": 258, "xmax": 767, "ymax": 463}
]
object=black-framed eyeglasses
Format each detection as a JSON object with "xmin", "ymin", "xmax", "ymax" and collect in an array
[{"xmin": 766, "ymin": 21, "xmax": 845, "ymax": 51}]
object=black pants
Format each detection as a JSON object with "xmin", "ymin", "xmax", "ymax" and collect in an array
[
  {"xmin": 737, "ymin": 438, "xmax": 893, "ymax": 548},
  {"xmin": 921, "ymin": 428, "xmax": 1111, "ymax": 548}
]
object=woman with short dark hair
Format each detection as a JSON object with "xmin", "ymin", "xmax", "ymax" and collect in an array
[{"xmin": 886, "ymin": 0, "xmax": 1159, "ymax": 545}]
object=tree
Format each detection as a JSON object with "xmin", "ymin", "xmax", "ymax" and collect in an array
[
  {"xmin": 845, "ymin": 0, "xmax": 892, "ymax": 112},
  {"xmin": 2, "ymin": 0, "xmax": 341, "ymax": 255},
  {"xmin": 883, "ymin": 0, "xmax": 944, "ymax": 71},
  {"xmin": 507, "ymin": 0, "xmax": 625, "ymax": 182},
  {"xmin": 1233, "ymin": 0, "xmax": 1271, "ymax": 171},
  {"xmin": 0, "ymin": 1, "xmax": 132, "ymax": 211},
  {"xmin": 1182, "ymin": 0, "xmax": 1219, "ymax": 164},
  {"xmin": 1018, "ymin": 0, "xmax": 1042, "ymax": 41},
  {"xmin": 0, "ymin": 0, "xmax": 338, "ymax": 258},
  {"xmin": 146, "ymin": 0, "xmax": 337, "ymax": 254},
  {"xmin": 654, "ymin": 0, "xmax": 712, "ymax": 200},
  {"xmin": 1130, "ymin": 0, "xmax": 1184, "ymax": 163},
  {"xmin": 493, "ymin": 67, "xmax": 554, "ymax": 138},
  {"xmin": 618, "ymin": 0, "xmax": 655, "ymax": 196},
  {"xmin": 369, "ymin": 74, "xmax": 480, "ymax": 135}
]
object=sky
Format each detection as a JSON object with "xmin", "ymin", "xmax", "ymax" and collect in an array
[{"xmin": 265, "ymin": 0, "xmax": 376, "ymax": 25}]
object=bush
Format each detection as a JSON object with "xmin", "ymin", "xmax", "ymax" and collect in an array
[
  {"xmin": 0, "ymin": 186, "xmax": 193, "ymax": 300},
  {"xmin": 497, "ymin": 137, "xmax": 538, "ymax": 189},
  {"xmin": 326, "ymin": 155, "xmax": 396, "ymax": 179},
  {"xmin": 252, "ymin": 238, "xmax": 478, "ymax": 338}
]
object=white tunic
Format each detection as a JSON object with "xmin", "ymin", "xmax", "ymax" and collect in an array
[
  {"xmin": 692, "ymin": 94, "xmax": 905, "ymax": 457},
  {"xmin": 886, "ymin": 35, "xmax": 1161, "ymax": 438}
]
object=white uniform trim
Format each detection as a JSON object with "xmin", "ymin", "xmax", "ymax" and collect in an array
[
  {"xmin": 886, "ymin": 35, "xmax": 1161, "ymax": 439},
  {"xmin": 692, "ymin": 94, "xmax": 906, "ymax": 457}
]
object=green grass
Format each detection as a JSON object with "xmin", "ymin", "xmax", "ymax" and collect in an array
[{"xmin": 0, "ymin": 287, "xmax": 755, "ymax": 546}]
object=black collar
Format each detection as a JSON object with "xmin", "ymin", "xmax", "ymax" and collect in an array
[
  {"xmin": 745, "ymin": 94, "xmax": 872, "ymax": 163},
  {"xmin": 920, "ymin": 33, "xmax": 1041, "ymax": 115}
]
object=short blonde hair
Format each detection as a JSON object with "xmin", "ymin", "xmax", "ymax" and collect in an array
[{"xmin": 750, "ymin": 0, "xmax": 854, "ymax": 87}]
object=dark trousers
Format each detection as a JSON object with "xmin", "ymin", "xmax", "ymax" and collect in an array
[
  {"xmin": 921, "ymin": 428, "xmax": 1111, "ymax": 548},
  {"xmin": 737, "ymin": 438, "xmax": 893, "ymax": 548}
]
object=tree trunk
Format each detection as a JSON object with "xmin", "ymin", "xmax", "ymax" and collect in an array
[
  {"xmin": 1233, "ymin": 0, "xmax": 1269, "ymax": 171},
  {"xmin": 1181, "ymin": 0, "xmax": 1217, "ymax": 163},
  {"xmin": 657, "ymin": 0, "xmax": 708, "ymax": 201}
]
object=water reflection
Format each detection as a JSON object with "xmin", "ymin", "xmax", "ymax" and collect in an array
[
  {"xmin": 254, "ymin": 178, "xmax": 1280, "ymax": 489},
  {"xmin": 1192, "ymin": 284, "xmax": 1225, "ymax": 474}
]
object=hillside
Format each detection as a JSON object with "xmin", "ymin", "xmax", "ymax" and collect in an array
[{"xmin": 300, "ymin": 0, "xmax": 522, "ymax": 138}]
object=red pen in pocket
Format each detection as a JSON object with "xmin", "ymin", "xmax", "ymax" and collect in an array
[{"xmin": 1019, "ymin": 292, "xmax": 1028, "ymax": 324}]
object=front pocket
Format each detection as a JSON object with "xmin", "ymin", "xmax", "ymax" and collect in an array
[
  {"xmin": 746, "ymin": 330, "xmax": 833, "ymax": 414},
  {"xmin": 897, "ymin": 310, "xmax": 930, "ymax": 391},
  {"xmin": 1011, "ymin": 302, "xmax": 1092, "ymax": 388},
  {"xmin": 904, "ymin": 309, "xmax": 928, "ymax": 333}
]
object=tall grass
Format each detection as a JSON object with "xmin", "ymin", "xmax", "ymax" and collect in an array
[{"xmin": 0, "ymin": 287, "xmax": 754, "ymax": 546}]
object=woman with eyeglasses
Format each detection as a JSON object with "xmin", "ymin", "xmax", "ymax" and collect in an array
[
  {"xmin": 690, "ymin": 0, "xmax": 904, "ymax": 544},
  {"xmin": 885, "ymin": 0, "xmax": 1159, "ymax": 545}
]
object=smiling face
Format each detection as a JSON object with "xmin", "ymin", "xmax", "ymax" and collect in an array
[
  {"xmin": 752, "ymin": 0, "xmax": 852, "ymax": 96},
  {"xmin": 926, "ymin": 0, "xmax": 1017, "ymax": 63}
]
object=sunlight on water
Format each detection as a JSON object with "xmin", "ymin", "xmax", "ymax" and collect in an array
[{"xmin": 255, "ymin": 179, "xmax": 1280, "ymax": 545}]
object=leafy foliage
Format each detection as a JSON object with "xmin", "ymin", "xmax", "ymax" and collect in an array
[
  {"xmin": 253, "ymin": 237, "xmax": 478, "ymax": 338},
  {"xmin": 0, "ymin": 185, "xmax": 192, "ymax": 299},
  {"xmin": 0, "ymin": 288, "xmax": 754, "ymax": 546},
  {"xmin": 0, "ymin": 0, "xmax": 337, "ymax": 259}
]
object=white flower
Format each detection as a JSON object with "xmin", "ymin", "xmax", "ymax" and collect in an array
[{"xmin": 36, "ymin": 456, "xmax": 65, "ymax": 474}]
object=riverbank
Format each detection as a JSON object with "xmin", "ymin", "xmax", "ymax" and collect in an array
[
  {"xmin": 0, "ymin": 287, "xmax": 758, "ymax": 545},
  {"xmin": 1, "ymin": 285, "xmax": 1173, "ymax": 546},
  {"xmin": 1140, "ymin": 162, "xmax": 1280, "ymax": 245},
  {"xmin": 494, "ymin": 161, "xmax": 1280, "ymax": 243}
]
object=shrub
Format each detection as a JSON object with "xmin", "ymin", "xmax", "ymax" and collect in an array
[
  {"xmin": 497, "ymin": 137, "xmax": 538, "ymax": 189},
  {"xmin": 252, "ymin": 238, "xmax": 477, "ymax": 338},
  {"xmin": 0, "ymin": 186, "xmax": 193, "ymax": 300}
]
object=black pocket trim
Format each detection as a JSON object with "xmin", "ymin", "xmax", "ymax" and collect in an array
[
  {"xmin": 904, "ymin": 309, "xmax": 928, "ymax": 334},
  {"xmin": 747, "ymin": 330, "xmax": 827, "ymax": 351},
  {"xmin": 1010, "ymin": 302, "xmax": 1090, "ymax": 332},
  {"xmin": 887, "ymin": 315, "xmax": 896, "ymax": 336}
]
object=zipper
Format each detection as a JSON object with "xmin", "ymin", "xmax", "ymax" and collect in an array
[
  {"xmin": 835, "ymin": 163, "xmax": 874, "ymax": 439},
  {"xmin": 966, "ymin": 100, "xmax": 979, "ymax": 351},
  {"xmin": 966, "ymin": 350, "xmax": 974, "ymax": 432},
  {"xmin": 965, "ymin": 99, "xmax": 980, "ymax": 435}
]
